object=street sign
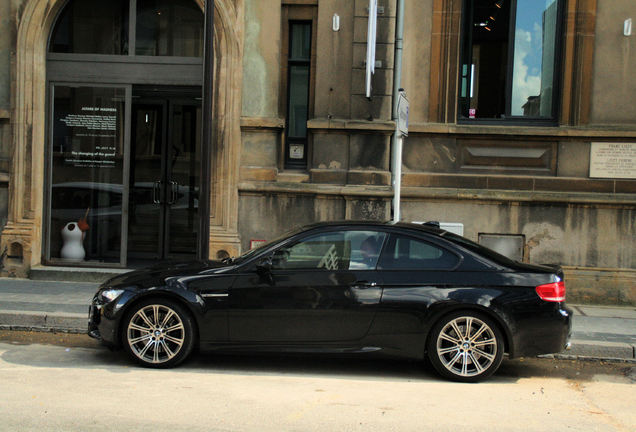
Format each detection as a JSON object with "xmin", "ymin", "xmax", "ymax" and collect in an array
[{"xmin": 397, "ymin": 91, "xmax": 409, "ymax": 136}]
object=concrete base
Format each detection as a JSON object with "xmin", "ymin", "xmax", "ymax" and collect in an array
[
  {"xmin": 28, "ymin": 265, "xmax": 130, "ymax": 283},
  {"xmin": 564, "ymin": 267, "xmax": 636, "ymax": 306}
]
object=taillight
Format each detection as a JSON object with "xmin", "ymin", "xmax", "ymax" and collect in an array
[{"xmin": 535, "ymin": 281, "xmax": 566, "ymax": 302}]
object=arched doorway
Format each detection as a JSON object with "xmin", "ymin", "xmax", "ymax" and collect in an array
[
  {"xmin": 46, "ymin": 0, "xmax": 205, "ymax": 266},
  {"xmin": 1, "ymin": 0, "xmax": 243, "ymax": 275}
]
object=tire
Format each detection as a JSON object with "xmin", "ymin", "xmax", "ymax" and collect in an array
[
  {"xmin": 427, "ymin": 311, "xmax": 504, "ymax": 382},
  {"xmin": 121, "ymin": 298, "xmax": 196, "ymax": 368}
]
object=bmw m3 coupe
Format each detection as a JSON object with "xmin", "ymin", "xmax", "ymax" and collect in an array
[{"xmin": 88, "ymin": 221, "xmax": 571, "ymax": 382}]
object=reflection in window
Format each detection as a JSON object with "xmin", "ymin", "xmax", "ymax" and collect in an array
[
  {"xmin": 272, "ymin": 231, "xmax": 386, "ymax": 271},
  {"xmin": 136, "ymin": 0, "xmax": 204, "ymax": 57},
  {"xmin": 49, "ymin": 0, "xmax": 129, "ymax": 54},
  {"xmin": 458, "ymin": 0, "xmax": 562, "ymax": 121},
  {"xmin": 49, "ymin": 86, "xmax": 126, "ymax": 262},
  {"xmin": 379, "ymin": 235, "xmax": 459, "ymax": 270}
]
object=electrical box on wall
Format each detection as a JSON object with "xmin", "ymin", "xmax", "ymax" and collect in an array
[{"xmin": 478, "ymin": 234, "xmax": 525, "ymax": 262}]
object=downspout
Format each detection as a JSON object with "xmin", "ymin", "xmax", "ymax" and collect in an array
[
  {"xmin": 199, "ymin": 0, "xmax": 214, "ymax": 259},
  {"xmin": 391, "ymin": 0, "xmax": 405, "ymax": 222}
]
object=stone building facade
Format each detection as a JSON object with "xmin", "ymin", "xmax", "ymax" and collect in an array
[{"xmin": 0, "ymin": 0, "xmax": 634, "ymax": 304}]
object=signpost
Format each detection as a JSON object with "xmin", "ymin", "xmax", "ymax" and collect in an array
[{"xmin": 392, "ymin": 90, "xmax": 408, "ymax": 222}]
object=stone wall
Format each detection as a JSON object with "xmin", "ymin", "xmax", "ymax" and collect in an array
[{"xmin": 591, "ymin": 0, "xmax": 636, "ymax": 124}]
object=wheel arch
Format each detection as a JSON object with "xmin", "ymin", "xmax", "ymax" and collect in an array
[
  {"xmin": 423, "ymin": 304, "xmax": 515, "ymax": 357},
  {"xmin": 116, "ymin": 290, "xmax": 202, "ymax": 349}
]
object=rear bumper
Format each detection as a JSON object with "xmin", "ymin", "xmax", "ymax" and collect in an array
[{"xmin": 510, "ymin": 304, "xmax": 572, "ymax": 358}]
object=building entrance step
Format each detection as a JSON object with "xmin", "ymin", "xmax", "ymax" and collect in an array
[{"xmin": 29, "ymin": 265, "xmax": 131, "ymax": 283}]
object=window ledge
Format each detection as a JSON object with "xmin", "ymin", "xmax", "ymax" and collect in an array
[
  {"xmin": 308, "ymin": 118, "xmax": 395, "ymax": 132},
  {"xmin": 240, "ymin": 117, "xmax": 285, "ymax": 129},
  {"xmin": 0, "ymin": 109, "xmax": 10, "ymax": 119},
  {"xmin": 407, "ymin": 123, "xmax": 636, "ymax": 138}
]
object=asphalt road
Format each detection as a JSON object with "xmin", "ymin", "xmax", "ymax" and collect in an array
[{"xmin": 0, "ymin": 331, "xmax": 634, "ymax": 432}]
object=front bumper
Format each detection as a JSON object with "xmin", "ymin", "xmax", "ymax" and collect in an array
[{"xmin": 88, "ymin": 290, "xmax": 137, "ymax": 348}]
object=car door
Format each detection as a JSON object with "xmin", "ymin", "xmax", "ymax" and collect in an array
[
  {"xmin": 372, "ymin": 233, "xmax": 465, "ymax": 336},
  {"xmin": 228, "ymin": 229, "xmax": 387, "ymax": 343}
]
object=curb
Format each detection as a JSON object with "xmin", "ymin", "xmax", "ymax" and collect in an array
[
  {"xmin": 0, "ymin": 310, "xmax": 87, "ymax": 334},
  {"xmin": 1, "ymin": 310, "xmax": 636, "ymax": 364},
  {"xmin": 546, "ymin": 353, "xmax": 636, "ymax": 364}
]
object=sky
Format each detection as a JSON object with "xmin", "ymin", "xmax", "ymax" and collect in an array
[{"xmin": 510, "ymin": 0, "xmax": 557, "ymax": 115}]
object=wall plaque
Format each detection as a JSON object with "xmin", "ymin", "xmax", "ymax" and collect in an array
[{"xmin": 589, "ymin": 142, "xmax": 636, "ymax": 179}]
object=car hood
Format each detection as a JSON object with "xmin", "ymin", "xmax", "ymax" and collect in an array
[{"xmin": 103, "ymin": 260, "xmax": 231, "ymax": 289}]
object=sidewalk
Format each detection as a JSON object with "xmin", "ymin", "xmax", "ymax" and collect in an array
[{"xmin": 0, "ymin": 277, "xmax": 634, "ymax": 362}]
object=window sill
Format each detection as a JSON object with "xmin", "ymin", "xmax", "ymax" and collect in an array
[{"xmin": 407, "ymin": 123, "xmax": 636, "ymax": 138}]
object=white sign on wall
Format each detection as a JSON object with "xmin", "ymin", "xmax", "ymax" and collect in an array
[
  {"xmin": 397, "ymin": 91, "xmax": 409, "ymax": 136},
  {"xmin": 589, "ymin": 142, "xmax": 636, "ymax": 179}
]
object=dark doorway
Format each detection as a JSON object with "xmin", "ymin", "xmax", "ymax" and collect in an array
[{"xmin": 127, "ymin": 86, "xmax": 202, "ymax": 263}]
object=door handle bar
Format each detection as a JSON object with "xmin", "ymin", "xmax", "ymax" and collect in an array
[
  {"xmin": 169, "ymin": 181, "xmax": 178, "ymax": 205},
  {"xmin": 152, "ymin": 181, "xmax": 162, "ymax": 204},
  {"xmin": 352, "ymin": 281, "xmax": 378, "ymax": 289}
]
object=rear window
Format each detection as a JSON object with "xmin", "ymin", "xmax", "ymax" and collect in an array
[
  {"xmin": 378, "ymin": 234, "xmax": 459, "ymax": 270},
  {"xmin": 440, "ymin": 231, "xmax": 517, "ymax": 267}
]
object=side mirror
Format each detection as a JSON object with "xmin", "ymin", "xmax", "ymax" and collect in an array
[{"xmin": 256, "ymin": 255, "xmax": 273, "ymax": 276}]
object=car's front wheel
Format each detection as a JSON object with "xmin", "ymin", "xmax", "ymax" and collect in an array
[
  {"xmin": 427, "ymin": 311, "xmax": 504, "ymax": 382},
  {"xmin": 122, "ymin": 298, "xmax": 195, "ymax": 368}
]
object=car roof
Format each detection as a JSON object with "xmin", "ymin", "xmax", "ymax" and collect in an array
[{"xmin": 300, "ymin": 220, "xmax": 445, "ymax": 236}]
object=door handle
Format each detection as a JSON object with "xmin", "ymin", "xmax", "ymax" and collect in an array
[
  {"xmin": 168, "ymin": 181, "xmax": 178, "ymax": 205},
  {"xmin": 152, "ymin": 181, "xmax": 162, "ymax": 204},
  {"xmin": 200, "ymin": 292, "xmax": 229, "ymax": 298},
  {"xmin": 352, "ymin": 281, "xmax": 378, "ymax": 289}
]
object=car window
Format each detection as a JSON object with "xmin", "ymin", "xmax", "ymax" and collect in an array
[
  {"xmin": 272, "ymin": 230, "xmax": 387, "ymax": 271},
  {"xmin": 378, "ymin": 234, "xmax": 459, "ymax": 270}
]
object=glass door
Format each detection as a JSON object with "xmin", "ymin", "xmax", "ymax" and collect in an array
[{"xmin": 127, "ymin": 87, "xmax": 201, "ymax": 263}]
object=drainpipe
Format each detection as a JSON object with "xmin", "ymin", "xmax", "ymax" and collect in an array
[
  {"xmin": 391, "ymin": 0, "xmax": 405, "ymax": 222},
  {"xmin": 199, "ymin": 0, "xmax": 214, "ymax": 259}
]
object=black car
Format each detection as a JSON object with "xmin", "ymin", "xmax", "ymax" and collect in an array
[{"xmin": 88, "ymin": 221, "xmax": 571, "ymax": 382}]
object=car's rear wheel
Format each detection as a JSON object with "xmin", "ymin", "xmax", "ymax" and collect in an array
[
  {"xmin": 427, "ymin": 311, "xmax": 504, "ymax": 382},
  {"xmin": 122, "ymin": 298, "xmax": 195, "ymax": 368}
]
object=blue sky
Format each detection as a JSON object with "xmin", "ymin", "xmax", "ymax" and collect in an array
[{"xmin": 511, "ymin": 0, "xmax": 557, "ymax": 114}]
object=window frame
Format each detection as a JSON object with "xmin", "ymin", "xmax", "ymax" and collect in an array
[
  {"xmin": 280, "ymin": 4, "xmax": 317, "ymax": 170},
  {"xmin": 456, "ymin": 0, "xmax": 566, "ymax": 126}
]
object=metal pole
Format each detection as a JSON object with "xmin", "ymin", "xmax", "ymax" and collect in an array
[
  {"xmin": 391, "ymin": 0, "xmax": 405, "ymax": 222},
  {"xmin": 199, "ymin": 0, "xmax": 214, "ymax": 259}
]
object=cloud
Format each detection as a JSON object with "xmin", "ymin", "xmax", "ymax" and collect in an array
[{"xmin": 510, "ymin": 26, "xmax": 543, "ymax": 115}]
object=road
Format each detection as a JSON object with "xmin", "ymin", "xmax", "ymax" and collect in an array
[{"xmin": 0, "ymin": 331, "xmax": 634, "ymax": 432}]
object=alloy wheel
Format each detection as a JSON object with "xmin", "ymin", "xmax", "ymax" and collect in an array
[
  {"xmin": 126, "ymin": 304, "xmax": 186, "ymax": 364},
  {"xmin": 431, "ymin": 314, "xmax": 503, "ymax": 381}
]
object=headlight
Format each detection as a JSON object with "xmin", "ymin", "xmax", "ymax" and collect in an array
[{"xmin": 98, "ymin": 288, "xmax": 125, "ymax": 302}]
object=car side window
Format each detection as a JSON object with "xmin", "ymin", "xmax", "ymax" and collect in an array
[
  {"xmin": 378, "ymin": 234, "xmax": 459, "ymax": 270},
  {"xmin": 271, "ymin": 230, "xmax": 387, "ymax": 270}
]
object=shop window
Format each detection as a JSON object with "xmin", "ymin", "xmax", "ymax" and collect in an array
[
  {"xmin": 136, "ymin": 0, "xmax": 204, "ymax": 57},
  {"xmin": 49, "ymin": 0, "xmax": 203, "ymax": 57},
  {"xmin": 282, "ymin": 5, "xmax": 317, "ymax": 169},
  {"xmin": 50, "ymin": 0, "xmax": 129, "ymax": 54},
  {"xmin": 458, "ymin": 0, "xmax": 563, "ymax": 124},
  {"xmin": 49, "ymin": 85, "xmax": 126, "ymax": 263}
]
